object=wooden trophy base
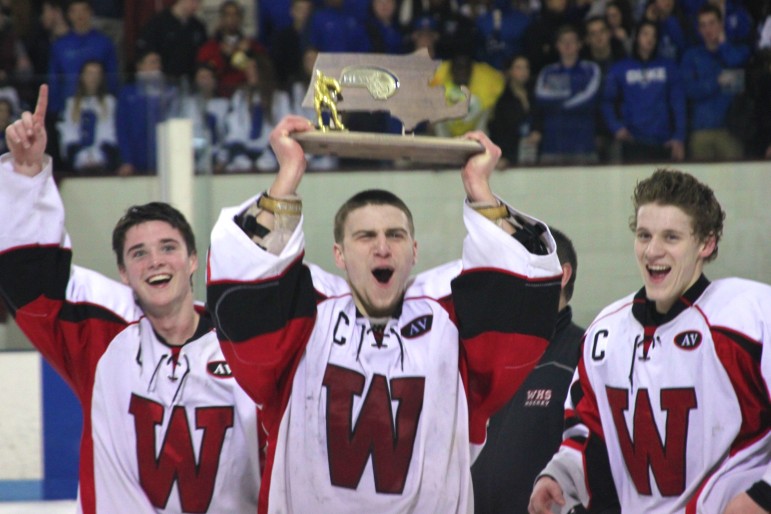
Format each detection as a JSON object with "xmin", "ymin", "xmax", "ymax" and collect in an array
[{"xmin": 292, "ymin": 131, "xmax": 484, "ymax": 166}]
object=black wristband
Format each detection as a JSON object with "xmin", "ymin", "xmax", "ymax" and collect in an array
[
  {"xmin": 235, "ymin": 213, "xmax": 271, "ymax": 239},
  {"xmin": 747, "ymin": 481, "xmax": 771, "ymax": 511},
  {"xmin": 512, "ymin": 216, "xmax": 549, "ymax": 255}
]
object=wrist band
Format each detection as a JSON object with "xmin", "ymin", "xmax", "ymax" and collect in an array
[
  {"xmin": 258, "ymin": 192, "xmax": 302, "ymax": 216},
  {"xmin": 473, "ymin": 204, "xmax": 509, "ymax": 221}
]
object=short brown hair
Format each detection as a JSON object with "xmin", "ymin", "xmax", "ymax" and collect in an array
[
  {"xmin": 112, "ymin": 202, "xmax": 196, "ymax": 268},
  {"xmin": 629, "ymin": 169, "xmax": 725, "ymax": 262},
  {"xmin": 334, "ymin": 189, "xmax": 414, "ymax": 243}
]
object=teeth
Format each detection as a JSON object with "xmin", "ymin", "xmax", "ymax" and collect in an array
[
  {"xmin": 648, "ymin": 265, "xmax": 669, "ymax": 271},
  {"xmin": 147, "ymin": 274, "xmax": 172, "ymax": 284}
]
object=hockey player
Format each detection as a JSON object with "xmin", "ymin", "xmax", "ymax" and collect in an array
[
  {"xmin": 206, "ymin": 114, "xmax": 563, "ymax": 512},
  {"xmin": 0, "ymin": 85, "xmax": 261, "ymax": 513},
  {"xmin": 529, "ymin": 169, "xmax": 771, "ymax": 514}
]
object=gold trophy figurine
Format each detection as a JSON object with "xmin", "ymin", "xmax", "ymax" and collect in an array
[
  {"xmin": 313, "ymin": 70, "xmax": 346, "ymax": 132},
  {"xmin": 294, "ymin": 49, "xmax": 484, "ymax": 165}
]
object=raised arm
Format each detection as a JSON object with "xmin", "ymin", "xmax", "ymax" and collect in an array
[
  {"xmin": 5, "ymin": 85, "xmax": 48, "ymax": 177},
  {"xmin": 248, "ymin": 115, "xmax": 315, "ymax": 235},
  {"xmin": 459, "ymin": 130, "xmax": 520, "ymax": 236}
]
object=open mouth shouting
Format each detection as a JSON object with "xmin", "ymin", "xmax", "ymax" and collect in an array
[{"xmin": 372, "ymin": 267, "xmax": 394, "ymax": 284}]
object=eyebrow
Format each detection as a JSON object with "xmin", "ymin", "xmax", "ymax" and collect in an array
[
  {"xmin": 351, "ymin": 227, "xmax": 409, "ymax": 237},
  {"xmin": 125, "ymin": 238, "xmax": 180, "ymax": 254}
]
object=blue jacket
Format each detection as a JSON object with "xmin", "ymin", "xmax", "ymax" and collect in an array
[
  {"xmin": 307, "ymin": 8, "xmax": 370, "ymax": 53},
  {"xmin": 680, "ymin": 42, "xmax": 750, "ymax": 131},
  {"xmin": 534, "ymin": 60, "xmax": 601, "ymax": 155},
  {"xmin": 603, "ymin": 56, "xmax": 685, "ymax": 145},
  {"xmin": 47, "ymin": 29, "xmax": 119, "ymax": 114},
  {"xmin": 657, "ymin": 16, "xmax": 687, "ymax": 62},
  {"xmin": 475, "ymin": 8, "xmax": 531, "ymax": 70},
  {"xmin": 116, "ymin": 80, "xmax": 177, "ymax": 173}
]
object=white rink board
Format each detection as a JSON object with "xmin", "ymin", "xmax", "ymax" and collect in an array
[
  {"xmin": 0, "ymin": 353, "xmax": 42, "ymax": 480},
  {"xmin": 0, "ymin": 501, "xmax": 76, "ymax": 513}
]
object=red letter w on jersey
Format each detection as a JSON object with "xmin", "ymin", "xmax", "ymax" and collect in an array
[
  {"xmin": 606, "ymin": 387, "xmax": 697, "ymax": 496},
  {"xmin": 129, "ymin": 394, "xmax": 234, "ymax": 512},
  {"xmin": 323, "ymin": 365, "xmax": 425, "ymax": 494}
]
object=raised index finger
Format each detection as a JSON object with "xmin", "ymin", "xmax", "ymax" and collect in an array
[{"xmin": 33, "ymin": 85, "xmax": 48, "ymax": 122}]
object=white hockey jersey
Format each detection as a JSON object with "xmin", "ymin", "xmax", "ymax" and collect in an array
[
  {"xmin": 207, "ymin": 192, "xmax": 563, "ymax": 513},
  {"xmin": 542, "ymin": 275, "xmax": 771, "ymax": 513},
  {"xmin": 0, "ymin": 154, "xmax": 261, "ymax": 514}
]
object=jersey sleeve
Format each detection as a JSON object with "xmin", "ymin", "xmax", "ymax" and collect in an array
[
  {"xmin": 207, "ymin": 194, "xmax": 332, "ymax": 429},
  {"xmin": 452, "ymin": 201, "xmax": 562, "ymax": 450},
  {"xmin": 0, "ymin": 153, "xmax": 138, "ymax": 399},
  {"xmin": 539, "ymin": 342, "xmax": 620, "ymax": 512}
]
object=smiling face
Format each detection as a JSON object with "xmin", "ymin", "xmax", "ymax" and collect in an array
[
  {"xmin": 634, "ymin": 204, "xmax": 715, "ymax": 314},
  {"xmin": 334, "ymin": 204, "xmax": 417, "ymax": 318},
  {"xmin": 118, "ymin": 220, "xmax": 198, "ymax": 317}
]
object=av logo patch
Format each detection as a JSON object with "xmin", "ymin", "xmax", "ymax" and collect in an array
[
  {"xmin": 401, "ymin": 315, "xmax": 433, "ymax": 338},
  {"xmin": 674, "ymin": 330, "xmax": 702, "ymax": 350},
  {"xmin": 207, "ymin": 360, "xmax": 233, "ymax": 378}
]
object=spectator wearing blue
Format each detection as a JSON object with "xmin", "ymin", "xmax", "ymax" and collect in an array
[
  {"xmin": 685, "ymin": 0, "xmax": 753, "ymax": 47},
  {"xmin": 363, "ymin": 0, "xmax": 405, "ymax": 54},
  {"xmin": 603, "ymin": 20, "xmax": 685, "ymax": 163},
  {"xmin": 531, "ymin": 24, "xmax": 601, "ymax": 165},
  {"xmin": 642, "ymin": 0, "xmax": 688, "ymax": 62},
  {"xmin": 345, "ymin": 0, "xmax": 373, "ymax": 24},
  {"xmin": 258, "ymin": 0, "xmax": 292, "ymax": 47},
  {"xmin": 48, "ymin": 0, "xmax": 119, "ymax": 115},
  {"xmin": 524, "ymin": 0, "xmax": 579, "ymax": 77},
  {"xmin": 116, "ymin": 50, "xmax": 178, "ymax": 176},
  {"xmin": 582, "ymin": 15, "xmax": 627, "ymax": 163},
  {"xmin": 306, "ymin": 0, "xmax": 371, "ymax": 53},
  {"xmin": 680, "ymin": 3, "xmax": 749, "ymax": 160},
  {"xmin": 474, "ymin": 0, "xmax": 531, "ymax": 71}
]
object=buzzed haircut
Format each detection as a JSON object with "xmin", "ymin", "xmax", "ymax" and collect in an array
[
  {"xmin": 112, "ymin": 202, "xmax": 197, "ymax": 267},
  {"xmin": 334, "ymin": 189, "xmax": 414, "ymax": 243},
  {"xmin": 629, "ymin": 168, "xmax": 725, "ymax": 262}
]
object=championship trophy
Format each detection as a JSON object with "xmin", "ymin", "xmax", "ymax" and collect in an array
[{"xmin": 292, "ymin": 49, "xmax": 484, "ymax": 165}]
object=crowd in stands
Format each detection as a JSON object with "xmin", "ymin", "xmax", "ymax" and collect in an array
[{"xmin": 0, "ymin": 0, "xmax": 769, "ymax": 174}]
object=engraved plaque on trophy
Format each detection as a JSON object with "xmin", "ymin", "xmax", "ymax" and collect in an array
[{"xmin": 291, "ymin": 49, "xmax": 484, "ymax": 166}]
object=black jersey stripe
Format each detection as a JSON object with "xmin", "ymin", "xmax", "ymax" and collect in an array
[
  {"xmin": 209, "ymin": 258, "xmax": 317, "ymax": 343},
  {"xmin": 712, "ymin": 326, "xmax": 762, "ymax": 363},
  {"xmin": 451, "ymin": 269, "xmax": 560, "ymax": 340},
  {"xmin": 0, "ymin": 246, "xmax": 71, "ymax": 314}
]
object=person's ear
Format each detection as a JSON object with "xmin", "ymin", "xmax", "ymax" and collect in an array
[
  {"xmin": 699, "ymin": 235, "xmax": 717, "ymax": 259},
  {"xmin": 560, "ymin": 262, "xmax": 573, "ymax": 290},
  {"xmin": 333, "ymin": 243, "xmax": 345, "ymax": 270}
]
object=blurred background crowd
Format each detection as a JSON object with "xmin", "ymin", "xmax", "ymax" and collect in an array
[{"xmin": 0, "ymin": 0, "xmax": 768, "ymax": 174}]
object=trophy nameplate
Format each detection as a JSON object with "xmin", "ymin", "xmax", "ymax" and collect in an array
[{"xmin": 292, "ymin": 49, "xmax": 484, "ymax": 165}]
